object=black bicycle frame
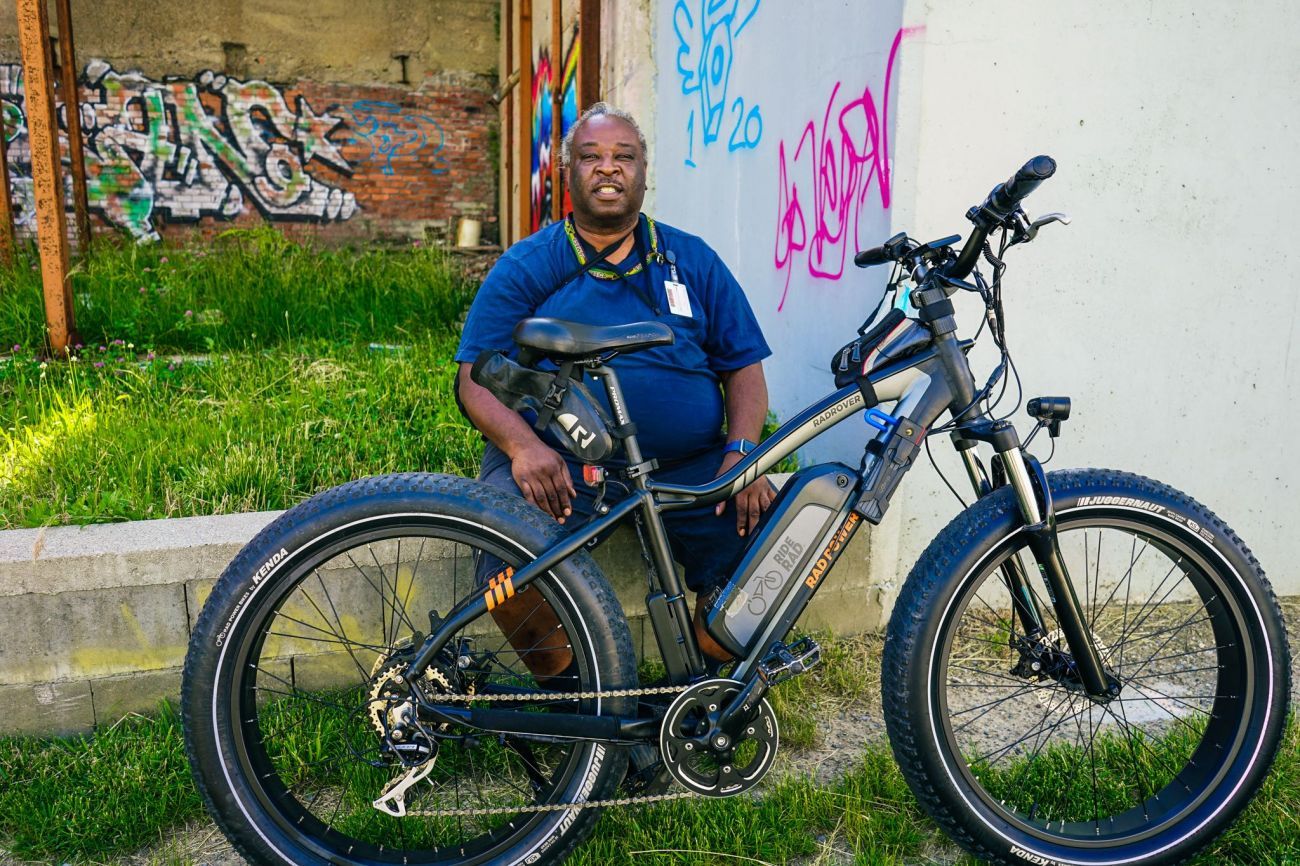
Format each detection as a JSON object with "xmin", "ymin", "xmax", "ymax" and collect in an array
[
  {"xmin": 405, "ymin": 300, "xmax": 1114, "ymax": 740},
  {"xmin": 404, "ymin": 343, "xmax": 950, "ymax": 688}
]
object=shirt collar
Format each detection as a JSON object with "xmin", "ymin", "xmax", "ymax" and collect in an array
[{"xmin": 564, "ymin": 213, "xmax": 660, "ymax": 281}]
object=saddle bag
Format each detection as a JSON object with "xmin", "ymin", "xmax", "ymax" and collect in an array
[{"xmin": 470, "ymin": 350, "xmax": 617, "ymax": 464}]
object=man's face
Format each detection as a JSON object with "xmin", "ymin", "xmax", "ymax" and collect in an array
[{"xmin": 568, "ymin": 114, "xmax": 647, "ymax": 228}]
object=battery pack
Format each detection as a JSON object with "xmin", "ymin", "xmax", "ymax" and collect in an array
[{"xmin": 705, "ymin": 463, "xmax": 860, "ymax": 658}]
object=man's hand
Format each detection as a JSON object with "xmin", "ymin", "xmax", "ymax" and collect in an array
[
  {"xmin": 511, "ymin": 440, "xmax": 575, "ymax": 523},
  {"xmin": 714, "ymin": 449, "xmax": 776, "ymax": 537}
]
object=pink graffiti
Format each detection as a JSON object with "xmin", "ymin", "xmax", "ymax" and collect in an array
[{"xmin": 774, "ymin": 28, "xmax": 908, "ymax": 311}]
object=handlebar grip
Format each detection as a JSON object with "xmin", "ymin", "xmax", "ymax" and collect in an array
[
  {"xmin": 854, "ymin": 246, "xmax": 891, "ymax": 268},
  {"xmin": 987, "ymin": 155, "xmax": 1056, "ymax": 217}
]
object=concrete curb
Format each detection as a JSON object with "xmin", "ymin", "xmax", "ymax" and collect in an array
[{"xmin": 0, "ymin": 482, "xmax": 880, "ymax": 737}]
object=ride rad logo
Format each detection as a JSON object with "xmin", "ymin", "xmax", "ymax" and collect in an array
[
  {"xmin": 1076, "ymin": 495, "xmax": 1166, "ymax": 515},
  {"xmin": 556, "ymin": 412, "xmax": 596, "ymax": 449},
  {"xmin": 253, "ymin": 548, "xmax": 290, "ymax": 584},
  {"xmin": 1008, "ymin": 845, "xmax": 1059, "ymax": 865}
]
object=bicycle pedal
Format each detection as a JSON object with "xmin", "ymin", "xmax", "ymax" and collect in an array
[{"xmin": 757, "ymin": 637, "xmax": 822, "ymax": 684}]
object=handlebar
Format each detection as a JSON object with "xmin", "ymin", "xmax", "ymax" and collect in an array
[
  {"xmin": 946, "ymin": 155, "xmax": 1056, "ymax": 280},
  {"xmin": 986, "ymin": 155, "xmax": 1056, "ymax": 220},
  {"xmin": 852, "ymin": 155, "xmax": 1058, "ymax": 281}
]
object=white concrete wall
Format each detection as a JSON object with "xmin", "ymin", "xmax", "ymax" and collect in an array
[
  {"xmin": 631, "ymin": 1, "xmax": 1300, "ymax": 599},
  {"xmin": 883, "ymin": 1, "xmax": 1300, "ymax": 601}
]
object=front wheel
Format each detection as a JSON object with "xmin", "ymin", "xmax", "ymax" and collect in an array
[
  {"xmin": 182, "ymin": 473, "xmax": 638, "ymax": 866},
  {"xmin": 884, "ymin": 468, "xmax": 1290, "ymax": 866}
]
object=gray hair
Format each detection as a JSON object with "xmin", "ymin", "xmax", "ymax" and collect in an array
[{"xmin": 560, "ymin": 102, "xmax": 648, "ymax": 171}]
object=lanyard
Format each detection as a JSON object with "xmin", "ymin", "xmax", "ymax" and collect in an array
[{"xmin": 563, "ymin": 214, "xmax": 664, "ymax": 317}]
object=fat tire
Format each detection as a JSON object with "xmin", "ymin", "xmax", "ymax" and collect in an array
[
  {"xmin": 182, "ymin": 472, "xmax": 638, "ymax": 866},
  {"xmin": 883, "ymin": 468, "xmax": 1290, "ymax": 866}
]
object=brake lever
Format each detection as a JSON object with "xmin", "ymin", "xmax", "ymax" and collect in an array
[{"xmin": 1024, "ymin": 211, "xmax": 1072, "ymax": 241}]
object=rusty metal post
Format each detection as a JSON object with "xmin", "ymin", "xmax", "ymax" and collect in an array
[
  {"xmin": 518, "ymin": 0, "xmax": 532, "ymax": 239},
  {"xmin": 54, "ymin": 0, "xmax": 91, "ymax": 251},
  {"xmin": 549, "ymin": 0, "xmax": 562, "ymax": 224},
  {"xmin": 16, "ymin": 0, "xmax": 75, "ymax": 353},
  {"xmin": 579, "ymin": 0, "xmax": 600, "ymax": 111},
  {"xmin": 0, "ymin": 116, "xmax": 14, "ymax": 268}
]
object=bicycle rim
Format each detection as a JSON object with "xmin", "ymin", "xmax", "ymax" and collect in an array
[
  {"xmin": 930, "ymin": 513, "xmax": 1264, "ymax": 850},
  {"xmin": 219, "ymin": 519, "xmax": 602, "ymax": 864}
]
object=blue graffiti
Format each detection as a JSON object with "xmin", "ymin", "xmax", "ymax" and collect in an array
[
  {"xmin": 673, "ymin": 0, "xmax": 762, "ymax": 166},
  {"xmin": 344, "ymin": 100, "xmax": 447, "ymax": 175}
]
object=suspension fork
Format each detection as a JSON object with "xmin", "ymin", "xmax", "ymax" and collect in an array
[
  {"xmin": 997, "ymin": 440, "xmax": 1118, "ymax": 699},
  {"xmin": 954, "ymin": 438, "xmax": 1045, "ymax": 639},
  {"xmin": 929, "ymin": 310, "xmax": 1114, "ymax": 699}
]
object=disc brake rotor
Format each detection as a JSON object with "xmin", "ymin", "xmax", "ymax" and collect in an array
[{"xmin": 659, "ymin": 677, "xmax": 778, "ymax": 797}]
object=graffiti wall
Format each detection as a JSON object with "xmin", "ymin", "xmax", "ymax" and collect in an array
[
  {"xmin": 530, "ymin": 26, "xmax": 580, "ymax": 232},
  {"xmin": 1, "ymin": 62, "xmax": 495, "ymax": 244},
  {"xmin": 654, "ymin": 1, "xmax": 908, "ymax": 462}
]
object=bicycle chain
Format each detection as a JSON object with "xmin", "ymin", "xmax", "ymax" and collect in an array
[{"xmin": 394, "ymin": 682, "xmax": 701, "ymax": 817}]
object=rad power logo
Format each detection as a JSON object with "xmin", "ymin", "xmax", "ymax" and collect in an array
[{"xmin": 805, "ymin": 512, "xmax": 861, "ymax": 590}]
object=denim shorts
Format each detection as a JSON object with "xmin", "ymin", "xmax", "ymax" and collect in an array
[{"xmin": 476, "ymin": 441, "xmax": 751, "ymax": 594}]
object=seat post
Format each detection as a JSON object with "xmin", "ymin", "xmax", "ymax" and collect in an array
[{"xmin": 588, "ymin": 364, "xmax": 647, "ymax": 477}]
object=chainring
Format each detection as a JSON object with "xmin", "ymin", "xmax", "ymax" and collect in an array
[{"xmin": 659, "ymin": 677, "xmax": 779, "ymax": 797}]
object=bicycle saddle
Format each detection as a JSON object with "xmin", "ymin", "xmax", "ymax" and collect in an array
[{"xmin": 513, "ymin": 317, "xmax": 675, "ymax": 359}]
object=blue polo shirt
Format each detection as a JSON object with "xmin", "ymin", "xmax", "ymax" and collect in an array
[{"xmin": 455, "ymin": 214, "xmax": 771, "ymax": 461}]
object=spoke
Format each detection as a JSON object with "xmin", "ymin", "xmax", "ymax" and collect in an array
[
  {"xmin": 252, "ymin": 684, "xmax": 358, "ymax": 713},
  {"xmin": 1039, "ymin": 690, "xmax": 1095, "ymax": 824},
  {"xmin": 1111, "ymin": 559, "xmax": 1189, "ymax": 651},
  {"xmin": 1119, "ymin": 598, "xmax": 1217, "ymax": 684},
  {"xmin": 1089, "ymin": 536, "xmax": 1148, "ymax": 632},
  {"xmin": 949, "ymin": 664, "xmax": 1054, "ymax": 688},
  {"xmin": 1138, "ymin": 644, "xmax": 1232, "ymax": 667},
  {"xmin": 998, "ymin": 689, "xmax": 1084, "ymax": 812},
  {"xmin": 1088, "ymin": 701, "xmax": 1100, "ymax": 828},
  {"xmin": 1101, "ymin": 700, "xmax": 1194, "ymax": 790},
  {"xmin": 1110, "ymin": 688, "xmax": 1151, "ymax": 821},
  {"xmin": 1122, "ymin": 678, "xmax": 1225, "ymax": 721},
  {"xmin": 971, "ymin": 689, "xmax": 1090, "ymax": 767},
  {"xmin": 369, "ymin": 541, "xmax": 420, "ymax": 644},
  {"xmin": 344, "ymin": 550, "xmax": 418, "ymax": 646},
  {"xmin": 402, "ymin": 537, "xmax": 425, "ymax": 631},
  {"xmin": 267, "ymin": 608, "xmax": 391, "ymax": 655},
  {"xmin": 1105, "ymin": 610, "xmax": 1213, "ymax": 661},
  {"xmin": 950, "ymin": 683, "xmax": 1041, "ymax": 735},
  {"xmin": 1083, "ymin": 530, "xmax": 1093, "ymax": 634},
  {"xmin": 308, "ymin": 570, "xmax": 373, "ymax": 681}
]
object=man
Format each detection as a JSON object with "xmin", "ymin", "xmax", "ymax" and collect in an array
[{"xmin": 455, "ymin": 102, "xmax": 774, "ymax": 680}]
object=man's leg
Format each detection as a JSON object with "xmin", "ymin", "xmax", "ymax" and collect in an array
[
  {"xmin": 662, "ymin": 499, "xmax": 750, "ymax": 665},
  {"xmin": 475, "ymin": 443, "xmax": 580, "ymax": 681}
]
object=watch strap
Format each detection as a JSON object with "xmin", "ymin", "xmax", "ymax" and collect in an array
[{"xmin": 723, "ymin": 438, "xmax": 757, "ymax": 456}]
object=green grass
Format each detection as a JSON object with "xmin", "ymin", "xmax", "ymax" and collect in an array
[
  {"xmin": 0, "ymin": 338, "xmax": 482, "ymax": 528},
  {"xmin": 0, "ymin": 704, "xmax": 203, "ymax": 860},
  {"xmin": 0, "ymin": 229, "xmax": 474, "ymax": 354},
  {"xmin": 4, "ymin": 635, "xmax": 1295, "ymax": 865}
]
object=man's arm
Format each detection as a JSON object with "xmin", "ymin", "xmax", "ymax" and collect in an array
[
  {"xmin": 714, "ymin": 362, "xmax": 776, "ymax": 536},
  {"xmin": 458, "ymin": 363, "xmax": 575, "ymax": 522}
]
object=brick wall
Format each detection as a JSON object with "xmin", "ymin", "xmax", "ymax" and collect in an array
[{"xmin": 1, "ymin": 62, "xmax": 498, "ymax": 247}]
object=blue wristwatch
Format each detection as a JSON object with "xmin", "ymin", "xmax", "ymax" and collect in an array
[{"xmin": 723, "ymin": 438, "xmax": 757, "ymax": 456}]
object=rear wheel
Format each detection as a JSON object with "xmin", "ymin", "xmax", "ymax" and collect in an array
[
  {"xmin": 885, "ymin": 469, "xmax": 1290, "ymax": 865},
  {"xmin": 183, "ymin": 473, "xmax": 637, "ymax": 866}
]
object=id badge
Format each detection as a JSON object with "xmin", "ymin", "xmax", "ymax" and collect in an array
[{"xmin": 664, "ymin": 281, "xmax": 693, "ymax": 317}]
